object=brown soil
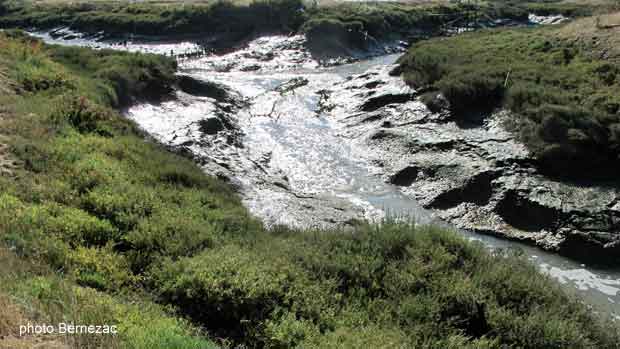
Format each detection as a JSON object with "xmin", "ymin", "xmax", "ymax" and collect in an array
[
  {"xmin": 0, "ymin": 69, "xmax": 17, "ymax": 178},
  {"xmin": 557, "ymin": 11, "xmax": 620, "ymax": 61},
  {"xmin": 0, "ymin": 293, "xmax": 69, "ymax": 349}
]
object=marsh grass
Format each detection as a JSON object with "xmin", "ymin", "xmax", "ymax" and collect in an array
[
  {"xmin": 0, "ymin": 248, "xmax": 218, "ymax": 349},
  {"xmin": 1, "ymin": 0, "xmax": 306, "ymax": 36},
  {"xmin": 2, "ymin": 0, "xmax": 615, "ymax": 44}
]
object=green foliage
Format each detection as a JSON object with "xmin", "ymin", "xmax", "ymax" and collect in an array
[
  {"xmin": 152, "ymin": 243, "xmax": 338, "ymax": 346},
  {"xmin": 0, "ymin": 0, "xmax": 306, "ymax": 37},
  {"xmin": 51, "ymin": 95, "xmax": 114, "ymax": 135},
  {"xmin": 397, "ymin": 26, "xmax": 620, "ymax": 178},
  {"xmin": 435, "ymin": 74, "xmax": 504, "ymax": 115},
  {"xmin": 0, "ymin": 31, "xmax": 176, "ymax": 106},
  {"xmin": 48, "ymin": 45, "xmax": 177, "ymax": 106},
  {"xmin": 0, "ymin": 194, "xmax": 118, "ymax": 264},
  {"xmin": 68, "ymin": 245, "xmax": 137, "ymax": 291},
  {"xmin": 151, "ymin": 223, "xmax": 620, "ymax": 348},
  {"xmin": 2, "ymin": 0, "xmax": 609, "ymax": 52},
  {"xmin": 2, "ymin": 34, "xmax": 75, "ymax": 92},
  {"xmin": 0, "ymin": 249, "xmax": 218, "ymax": 348},
  {"xmin": 300, "ymin": 3, "xmax": 498, "ymax": 56},
  {"xmin": 303, "ymin": 324, "xmax": 412, "ymax": 348}
]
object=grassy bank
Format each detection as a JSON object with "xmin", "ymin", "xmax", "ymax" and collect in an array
[
  {"xmin": 1, "ymin": 0, "xmax": 616, "ymax": 43},
  {"xmin": 1, "ymin": 0, "xmax": 617, "ymax": 62},
  {"xmin": 0, "ymin": 31, "xmax": 219, "ymax": 348},
  {"xmin": 0, "ymin": 0, "xmax": 306, "ymax": 37},
  {"xmin": 0, "ymin": 248, "xmax": 218, "ymax": 349},
  {"xmin": 1, "ymin": 30, "xmax": 619, "ymax": 347},
  {"xmin": 394, "ymin": 13, "xmax": 620, "ymax": 179}
]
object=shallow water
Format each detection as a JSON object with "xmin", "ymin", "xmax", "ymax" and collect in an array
[{"xmin": 36, "ymin": 33, "xmax": 620, "ymax": 320}]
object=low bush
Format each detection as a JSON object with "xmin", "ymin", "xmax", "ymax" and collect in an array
[
  {"xmin": 124, "ymin": 204, "xmax": 219, "ymax": 272},
  {"xmin": 0, "ymin": 0, "xmax": 305, "ymax": 37},
  {"xmin": 435, "ymin": 74, "xmax": 504, "ymax": 116},
  {"xmin": 49, "ymin": 45, "xmax": 177, "ymax": 106},
  {"xmin": 149, "ymin": 223, "xmax": 620, "ymax": 347},
  {"xmin": 51, "ymin": 95, "xmax": 115, "ymax": 136},
  {"xmin": 152, "ymin": 243, "xmax": 338, "ymax": 347},
  {"xmin": 3, "ymin": 0, "xmax": 609, "ymax": 53},
  {"xmin": 68, "ymin": 246, "xmax": 137, "ymax": 291}
]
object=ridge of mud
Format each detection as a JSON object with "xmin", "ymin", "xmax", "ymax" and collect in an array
[{"xmin": 324, "ymin": 64, "xmax": 620, "ymax": 265}]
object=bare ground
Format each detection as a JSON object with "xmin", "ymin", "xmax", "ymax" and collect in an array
[
  {"xmin": 0, "ymin": 248, "xmax": 69, "ymax": 349},
  {"xmin": 0, "ymin": 293, "xmax": 69, "ymax": 349},
  {"xmin": 557, "ymin": 11, "xmax": 620, "ymax": 61},
  {"xmin": 0, "ymin": 68, "xmax": 17, "ymax": 178}
]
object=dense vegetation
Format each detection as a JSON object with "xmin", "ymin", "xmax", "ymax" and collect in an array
[
  {"xmin": 0, "ymin": 0, "xmax": 615, "ymax": 52},
  {"xmin": 395, "ymin": 21, "xmax": 620, "ymax": 179},
  {"xmin": 0, "ymin": 0, "xmax": 305, "ymax": 36},
  {"xmin": 1, "ymin": 31, "xmax": 619, "ymax": 347},
  {"xmin": 484, "ymin": 0, "xmax": 615, "ymax": 17},
  {"xmin": 0, "ymin": 0, "xmax": 303, "ymax": 37}
]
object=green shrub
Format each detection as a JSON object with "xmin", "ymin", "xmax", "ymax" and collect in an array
[
  {"xmin": 436, "ymin": 74, "xmax": 504, "ymax": 115},
  {"xmin": 1, "ymin": 266, "xmax": 218, "ymax": 349},
  {"xmin": 399, "ymin": 50, "xmax": 447, "ymax": 87},
  {"xmin": 302, "ymin": 324, "xmax": 411, "ymax": 348},
  {"xmin": 6, "ymin": 38, "xmax": 75, "ymax": 93},
  {"xmin": 4, "ymin": 0, "xmax": 601, "ymax": 50},
  {"xmin": 69, "ymin": 246, "xmax": 138, "ymax": 291},
  {"xmin": 51, "ymin": 94, "xmax": 113, "ymax": 134},
  {"xmin": 263, "ymin": 311, "xmax": 321, "ymax": 348},
  {"xmin": 82, "ymin": 184, "xmax": 157, "ymax": 232},
  {"xmin": 16, "ymin": 64, "xmax": 72, "ymax": 92},
  {"xmin": 121, "ymin": 314, "xmax": 219, "ymax": 349},
  {"xmin": 70, "ymin": 152, "xmax": 127, "ymax": 192},
  {"xmin": 152, "ymin": 243, "xmax": 338, "ymax": 347},
  {"xmin": 124, "ymin": 206, "xmax": 219, "ymax": 272},
  {"xmin": 0, "ymin": 194, "xmax": 119, "ymax": 264}
]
